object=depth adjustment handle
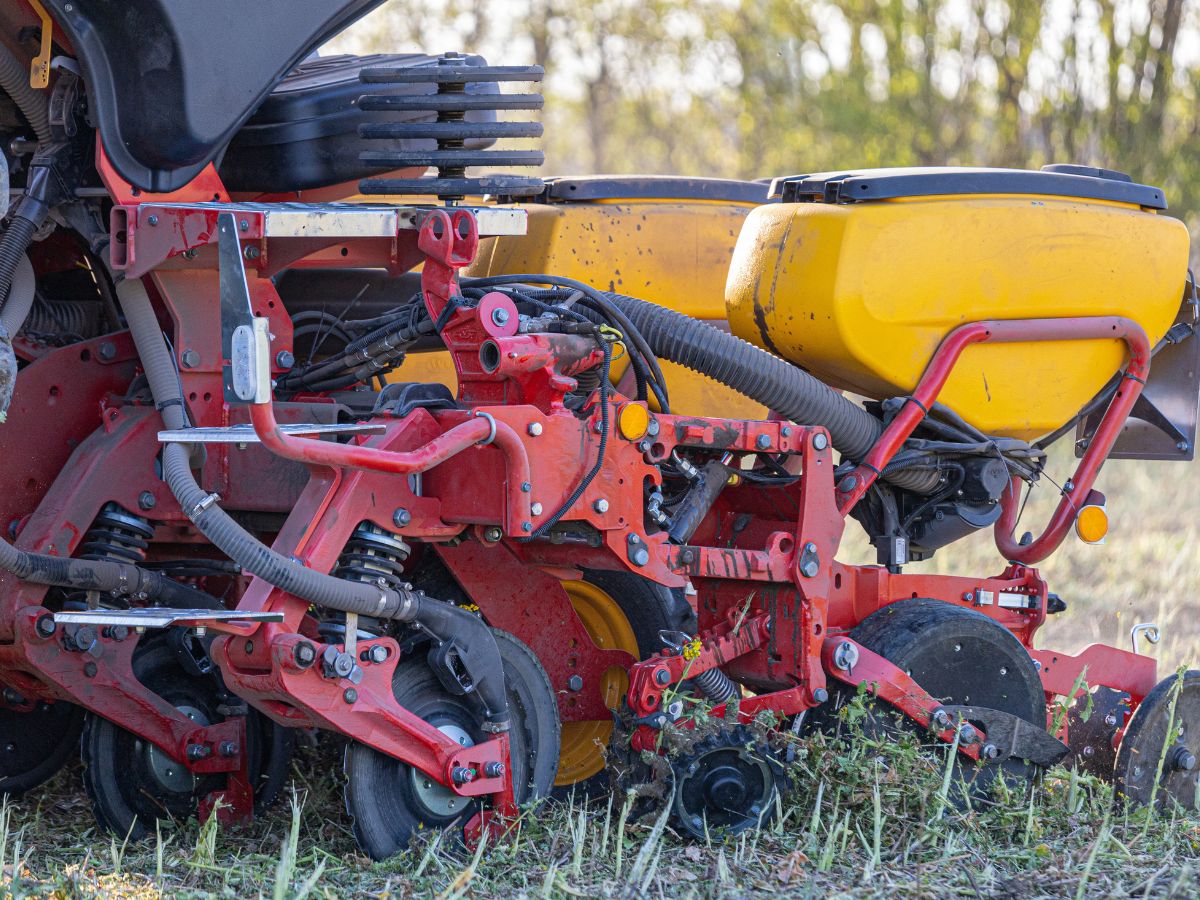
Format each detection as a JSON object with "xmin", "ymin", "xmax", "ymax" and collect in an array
[{"xmin": 217, "ymin": 212, "xmax": 271, "ymax": 405}]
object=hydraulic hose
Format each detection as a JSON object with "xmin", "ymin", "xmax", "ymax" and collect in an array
[
  {"xmin": 0, "ymin": 41, "xmax": 50, "ymax": 144},
  {"xmin": 601, "ymin": 292, "xmax": 942, "ymax": 494}
]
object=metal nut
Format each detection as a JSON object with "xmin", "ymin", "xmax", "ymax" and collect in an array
[
  {"xmin": 392, "ymin": 508, "xmax": 411, "ymax": 528},
  {"xmin": 180, "ymin": 349, "xmax": 200, "ymax": 369},
  {"xmin": 567, "ymin": 675, "xmax": 584, "ymax": 692},
  {"xmin": 593, "ymin": 498, "xmax": 609, "ymax": 513},
  {"xmin": 813, "ymin": 432, "xmax": 828, "ymax": 451},
  {"xmin": 755, "ymin": 434, "xmax": 771, "ymax": 450}
]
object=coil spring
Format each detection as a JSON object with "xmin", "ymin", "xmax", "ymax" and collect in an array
[
  {"xmin": 333, "ymin": 522, "xmax": 412, "ymax": 591},
  {"xmin": 691, "ymin": 666, "xmax": 738, "ymax": 703},
  {"xmin": 78, "ymin": 503, "xmax": 154, "ymax": 565}
]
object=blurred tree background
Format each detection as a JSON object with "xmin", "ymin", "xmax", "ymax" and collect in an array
[{"xmin": 330, "ymin": 0, "xmax": 1200, "ymax": 237}]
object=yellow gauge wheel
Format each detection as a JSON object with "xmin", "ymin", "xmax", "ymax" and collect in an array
[{"xmin": 555, "ymin": 579, "xmax": 641, "ymax": 787}]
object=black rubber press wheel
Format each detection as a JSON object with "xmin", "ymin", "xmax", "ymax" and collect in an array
[
  {"xmin": 344, "ymin": 629, "xmax": 560, "ymax": 860},
  {"xmin": 807, "ymin": 598, "xmax": 1047, "ymax": 796}
]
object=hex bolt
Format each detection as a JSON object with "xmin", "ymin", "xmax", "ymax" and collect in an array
[
  {"xmin": 451, "ymin": 766, "xmax": 475, "ymax": 784},
  {"xmin": 1177, "ymin": 440, "xmax": 1191, "ymax": 452},
  {"xmin": 365, "ymin": 644, "xmax": 389, "ymax": 664},
  {"xmin": 958, "ymin": 724, "xmax": 978, "ymax": 744},
  {"xmin": 2, "ymin": 688, "xmax": 23, "ymax": 705},
  {"xmin": 180, "ymin": 349, "xmax": 200, "ymax": 369},
  {"xmin": 294, "ymin": 642, "xmax": 317, "ymax": 668},
  {"xmin": 530, "ymin": 502, "xmax": 543, "ymax": 516},
  {"xmin": 34, "ymin": 615, "xmax": 55, "ymax": 638},
  {"xmin": 655, "ymin": 668, "xmax": 671, "ymax": 685},
  {"xmin": 812, "ymin": 688, "xmax": 830, "ymax": 704},
  {"xmin": 147, "ymin": 214, "xmax": 159, "ymax": 226},
  {"xmin": 491, "ymin": 307, "xmax": 510, "ymax": 327},
  {"xmin": 567, "ymin": 675, "xmax": 584, "ymax": 692},
  {"xmin": 931, "ymin": 708, "xmax": 951, "ymax": 730},
  {"xmin": 83, "ymin": 662, "xmax": 98, "ymax": 678},
  {"xmin": 593, "ymin": 498, "xmax": 609, "ymax": 513},
  {"xmin": 187, "ymin": 744, "xmax": 211, "ymax": 761},
  {"xmin": 133, "ymin": 490, "xmax": 157, "ymax": 512},
  {"xmin": 483, "ymin": 762, "xmax": 505, "ymax": 778},
  {"xmin": 1104, "ymin": 713, "xmax": 1119, "ymax": 728},
  {"xmin": 645, "ymin": 419, "xmax": 660, "ymax": 437},
  {"xmin": 343, "ymin": 688, "xmax": 358, "ymax": 704},
  {"xmin": 103, "ymin": 625, "xmax": 130, "ymax": 641},
  {"xmin": 1082, "ymin": 745, "xmax": 1095, "ymax": 758},
  {"xmin": 781, "ymin": 426, "xmax": 792, "ymax": 438},
  {"xmin": 520, "ymin": 482, "xmax": 532, "ymax": 493},
  {"xmin": 392, "ymin": 507, "xmax": 412, "ymax": 528},
  {"xmin": 630, "ymin": 546, "xmax": 649, "ymax": 567},
  {"xmin": 755, "ymin": 433, "xmax": 771, "ymax": 450},
  {"xmin": 98, "ymin": 341, "xmax": 117, "ymax": 361},
  {"xmin": 239, "ymin": 219, "xmax": 249, "ymax": 232},
  {"xmin": 1170, "ymin": 746, "xmax": 1197, "ymax": 772},
  {"xmin": 837, "ymin": 475, "xmax": 858, "ymax": 492},
  {"xmin": 218, "ymin": 741, "xmax": 239, "ymax": 758},
  {"xmin": 981, "ymin": 743, "xmax": 1000, "ymax": 760},
  {"xmin": 527, "ymin": 422, "xmax": 543, "ymax": 436},
  {"xmin": 244, "ymin": 245, "xmax": 261, "ymax": 261},
  {"xmin": 483, "ymin": 526, "xmax": 503, "ymax": 542},
  {"xmin": 813, "ymin": 433, "xmax": 829, "ymax": 451},
  {"xmin": 275, "ymin": 350, "xmax": 295, "ymax": 370},
  {"xmin": 521, "ymin": 522, "xmax": 533, "ymax": 533}
]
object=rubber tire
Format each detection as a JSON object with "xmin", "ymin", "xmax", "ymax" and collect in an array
[
  {"xmin": 553, "ymin": 570, "xmax": 695, "ymax": 800},
  {"xmin": 0, "ymin": 700, "xmax": 84, "ymax": 797},
  {"xmin": 345, "ymin": 629, "xmax": 559, "ymax": 860},
  {"xmin": 1114, "ymin": 670, "xmax": 1200, "ymax": 812},
  {"xmin": 808, "ymin": 598, "xmax": 1046, "ymax": 796},
  {"xmin": 81, "ymin": 637, "xmax": 293, "ymax": 839}
]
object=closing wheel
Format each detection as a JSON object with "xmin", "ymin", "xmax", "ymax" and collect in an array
[
  {"xmin": 1115, "ymin": 670, "xmax": 1200, "ymax": 811},
  {"xmin": 556, "ymin": 572, "xmax": 695, "ymax": 791},
  {"xmin": 344, "ymin": 629, "xmax": 560, "ymax": 860},
  {"xmin": 81, "ymin": 636, "xmax": 293, "ymax": 839},
  {"xmin": 808, "ymin": 598, "xmax": 1047, "ymax": 795},
  {"xmin": 0, "ymin": 700, "xmax": 84, "ymax": 796},
  {"xmin": 671, "ymin": 724, "xmax": 783, "ymax": 838}
]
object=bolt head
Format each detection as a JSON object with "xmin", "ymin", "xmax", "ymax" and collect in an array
[
  {"xmin": 98, "ymin": 341, "xmax": 117, "ymax": 361},
  {"xmin": 530, "ymin": 502, "xmax": 543, "ymax": 516},
  {"xmin": 527, "ymin": 422, "xmax": 543, "ymax": 436},
  {"xmin": 483, "ymin": 526, "xmax": 503, "ymax": 542},
  {"xmin": 34, "ymin": 616, "xmax": 55, "ymax": 638},
  {"xmin": 275, "ymin": 350, "xmax": 295, "ymax": 370},
  {"xmin": 244, "ymin": 245, "xmax": 260, "ymax": 260},
  {"xmin": 812, "ymin": 688, "xmax": 830, "ymax": 704},
  {"xmin": 521, "ymin": 482, "xmax": 532, "ymax": 492},
  {"xmin": 655, "ymin": 668, "xmax": 671, "ymax": 685},
  {"xmin": 367, "ymin": 644, "xmax": 388, "ymax": 664},
  {"xmin": 137, "ymin": 490, "xmax": 156, "ymax": 511},
  {"xmin": 981, "ymin": 743, "xmax": 1000, "ymax": 760},
  {"xmin": 630, "ymin": 546, "xmax": 649, "ymax": 567},
  {"xmin": 392, "ymin": 507, "xmax": 411, "ymax": 528},
  {"xmin": 343, "ymin": 688, "xmax": 358, "ymax": 704},
  {"xmin": 800, "ymin": 560, "xmax": 819, "ymax": 578},
  {"xmin": 147, "ymin": 214, "xmax": 159, "ymax": 226},
  {"xmin": 958, "ymin": 724, "xmax": 978, "ymax": 744},
  {"xmin": 491, "ymin": 307, "xmax": 510, "ymax": 326},
  {"xmin": 593, "ymin": 498, "xmax": 609, "ymax": 513},
  {"xmin": 294, "ymin": 642, "xmax": 316, "ymax": 667},
  {"xmin": 1104, "ymin": 713, "xmax": 1119, "ymax": 728},
  {"xmin": 1082, "ymin": 745, "xmax": 1095, "ymax": 757},
  {"xmin": 567, "ymin": 675, "xmax": 584, "ymax": 692},
  {"xmin": 813, "ymin": 432, "xmax": 828, "ymax": 450},
  {"xmin": 755, "ymin": 433, "xmax": 771, "ymax": 450},
  {"xmin": 521, "ymin": 521, "xmax": 533, "ymax": 533},
  {"xmin": 180, "ymin": 349, "xmax": 200, "ymax": 369}
]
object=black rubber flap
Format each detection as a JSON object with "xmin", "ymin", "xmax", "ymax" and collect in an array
[
  {"xmin": 542, "ymin": 176, "xmax": 768, "ymax": 204},
  {"xmin": 45, "ymin": 0, "xmax": 384, "ymax": 192},
  {"xmin": 769, "ymin": 166, "xmax": 1167, "ymax": 209}
]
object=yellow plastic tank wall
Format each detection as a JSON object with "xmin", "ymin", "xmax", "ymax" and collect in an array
[
  {"xmin": 726, "ymin": 167, "xmax": 1190, "ymax": 439},
  {"xmin": 390, "ymin": 176, "xmax": 769, "ymax": 417}
]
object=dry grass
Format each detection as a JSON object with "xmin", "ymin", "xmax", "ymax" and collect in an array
[{"xmin": 0, "ymin": 451, "xmax": 1195, "ymax": 897}]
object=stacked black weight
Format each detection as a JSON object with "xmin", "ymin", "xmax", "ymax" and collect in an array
[{"xmin": 357, "ymin": 52, "xmax": 545, "ymax": 201}]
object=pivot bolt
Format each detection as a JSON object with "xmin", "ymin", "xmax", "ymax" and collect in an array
[
  {"xmin": 958, "ymin": 724, "xmax": 978, "ymax": 744},
  {"xmin": 482, "ymin": 526, "xmax": 503, "ymax": 543},
  {"xmin": 755, "ymin": 434, "xmax": 771, "ymax": 450},
  {"xmin": 932, "ymin": 708, "xmax": 951, "ymax": 730},
  {"xmin": 275, "ymin": 350, "xmax": 295, "ymax": 370},
  {"xmin": 491, "ymin": 307, "xmax": 510, "ymax": 327},
  {"xmin": 567, "ymin": 675, "xmax": 584, "ymax": 692},
  {"xmin": 981, "ymin": 743, "xmax": 1000, "ymax": 760},
  {"xmin": 812, "ymin": 688, "xmax": 830, "ymax": 704},
  {"xmin": 294, "ymin": 642, "xmax": 317, "ymax": 668},
  {"xmin": 655, "ymin": 668, "xmax": 671, "ymax": 685},
  {"xmin": 180, "ymin": 349, "xmax": 200, "ymax": 369},
  {"xmin": 451, "ymin": 766, "xmax": 475, "ymax": 784},
  {"xmin": 813, "ymin": 433, "xmax": 828, "ymax": 451},
  {"xmin": 629, "ymin": 546, "xmax": 649, "ymax": 567},
  {"xmin": 187, "ymin": 743, "xmax": 211, "ymax": 761},
  {"xmin": 483, "ymin": 762, "xmax": 505, "ymax": 778},
  {"xmin": 244, "ymin": 245, "xmax": 260, "ymax": 261},
  {"xmin": 364, "ymin": 644, "xmax": 389, "ymax": 664},
  {"xmin": 218, "ymin": 741, "xmax": 239, "ymax": 758},
  {"xmin": 527, "ymin": 422, "xmax": 543, "ymax": 437},
  {"xmin": 393, "ymin": 508, "xmax": 411, "ymax": 528},
  {"xmin": 593, "ymin": 498, "xmax": 609, "ymax": 513},
  {"xmin": 137, "ymin": 491, "xmax": 156, "ymax": 510},
  {"xmin": 832, "ymin": 640, "xmax": 859, "ymax": 672}
]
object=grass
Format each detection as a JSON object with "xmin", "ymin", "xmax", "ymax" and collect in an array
[{"xmin": 0, "ymin": 452, "xmax": 1196, "ymax": 898}]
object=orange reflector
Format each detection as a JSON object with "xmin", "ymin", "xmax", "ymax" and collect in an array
[
  {"xmin": 1075, "ymin": 504, "xmax": 1109, "ymax": 544},
  {"xmin": 618, "ymin": 403, "xmax": 650, "ymax": 441}
]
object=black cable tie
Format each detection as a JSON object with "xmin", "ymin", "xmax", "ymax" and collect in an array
[
  {"xmin": 1122, "ymin": 372, "xmax": 1146, "ymax": 385},
  {"xmin": 903, "ymin": 395, "xmax": 929, "ymax": 415},
  {"xmin": 156, "ymin": 398, "xmax": 184, "ymax": 412}
]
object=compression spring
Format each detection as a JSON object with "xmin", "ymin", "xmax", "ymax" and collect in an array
[
  {"xmin": 77, "ymin": 503, "xmax": 154, "ymax": 565},
  {"xmin": 691, "ymin": 666, "xmax": 738, "ymax": 702},
  {"xmin": 333, "ymin": 522, "xmax": 412, "ymax": 591}
]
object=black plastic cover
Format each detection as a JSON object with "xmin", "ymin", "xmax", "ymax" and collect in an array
[
  {"xmin": 769, "ymin": 166, "xmax": 1167, "ymax": 210},
  {"xmin": 541, "ymin": 176, "xmax": 768, "ymax": 204},
  {"xmin": 44, "ymin": 0, "xmax": 384, "ymax": 192},
  {"xmin": 220, "ymin": 53, "xmax": 499, "ymax": 194}
]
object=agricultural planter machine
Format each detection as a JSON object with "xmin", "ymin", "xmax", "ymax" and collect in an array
[{"xmin": 0, "ymin": 0, "xmax": 1192, "ymax": 857}]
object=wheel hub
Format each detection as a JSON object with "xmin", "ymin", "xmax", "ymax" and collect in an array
[
  {"xmin": 144, "ymin": 704, "xmax": 207, "ymax": 793},
  {"xmin": 410, "ymin": 722, "xmax": 474, "ymax": 817},
  {"xmin": 671, "ymin": 726, "xmax": 780, "ymax": 837}
]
